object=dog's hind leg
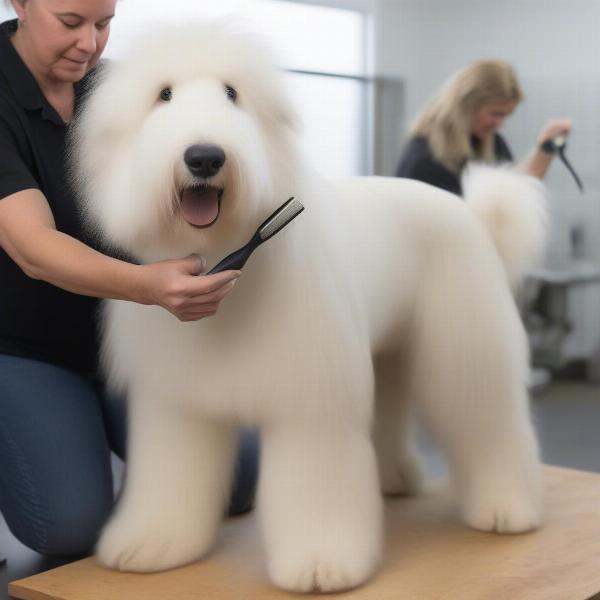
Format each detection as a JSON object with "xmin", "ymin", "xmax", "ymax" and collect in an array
[
  {"xmin": 259, "ymin": 420, "xmax": 382, "ymax": 593},
  {"xmin": 96, "ymin": 393, "xmax": 237, "ymax": 572},
  {"xmin": 372, "ymin": 351, "xmax": 424, "ymax": 496},
  {"xmin": 412, "ymin": 255, "xmax": 541, "ymax": 534}
]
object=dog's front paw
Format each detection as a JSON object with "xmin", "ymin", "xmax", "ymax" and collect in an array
[
  {"xmin": 267, "ymin": 544, "xmax": 379, "ymax": 593},
  {"xmin": 461, "ymin": 490, "xmax": 541, "ymax": 534},
  {"xmin": 96, "ymin": 514, "xmax": 213, "ymax": 572}
]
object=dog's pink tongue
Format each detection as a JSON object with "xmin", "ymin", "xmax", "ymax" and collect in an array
[{"xmin": 181, "ymin": 187, "xmax": 219, "ymax": 227}]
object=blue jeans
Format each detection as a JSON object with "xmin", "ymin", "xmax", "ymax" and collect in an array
[{"xmin": 0, "ymin": 354, "xmax": 258, "ymax": 557}]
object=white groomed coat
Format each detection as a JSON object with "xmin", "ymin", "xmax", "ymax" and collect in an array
[{"xmin": 71, "ymin": 23, "xmax": 546, "ymax": 594}]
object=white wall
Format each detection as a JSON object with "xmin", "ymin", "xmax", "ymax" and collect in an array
[{"xmin": 0, "ymin": 4, "xmax": 13, "ymax": 20}]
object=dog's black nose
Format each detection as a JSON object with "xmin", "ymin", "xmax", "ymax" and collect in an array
[{"xmin": 184, "ymin": 144, "xmax": 226, "ymax": 178}]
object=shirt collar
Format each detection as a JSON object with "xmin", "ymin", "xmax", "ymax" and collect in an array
[{"xmin": 0, "ymin": 20, "xmax": 47, "ymax": 112}]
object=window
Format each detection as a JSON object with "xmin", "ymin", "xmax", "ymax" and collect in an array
[{"xmin": 285, "ymin": 72, "xmax": 366, "ymax": 176}]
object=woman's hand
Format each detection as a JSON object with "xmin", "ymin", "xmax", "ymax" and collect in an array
[
  {"xmin": 519, "ymin": 117, "xmax": 573, "ymax": 179},
  {"xmin": 537, "ymin": 117, "xmax": 572, "ymax": 146},
  {"xmin": 136, "ymin": 254, "xmax": 240, "ymax": 321},
  {"xmin": 0, "ymin": 190, "xmax": 239, "ymax": 320}
]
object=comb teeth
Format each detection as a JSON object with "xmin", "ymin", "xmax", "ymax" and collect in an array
[{"xmin": 259, "ymin": 197, "xmax": 304, "ymax": 241}]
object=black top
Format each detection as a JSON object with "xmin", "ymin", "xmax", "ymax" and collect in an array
[
  {"xmin": 395, "ymin": 133, "xmax": 513, "ymax": 196},
  {"xmin": 0, "ymin": 19, "xmax": 101, "ymax": 376}
]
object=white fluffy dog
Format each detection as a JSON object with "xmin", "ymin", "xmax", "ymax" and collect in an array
[{"xmin": 71, "ymin": 24, "xmax": 547, "ymax": 593}]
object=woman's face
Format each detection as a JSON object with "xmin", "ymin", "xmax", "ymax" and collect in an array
[
  {"xmin": 471, "ymin": 100, "xmax": 517, "ymax": 139},
  {"xmin": 11, "ymin": 0, "xmax": 116, "ymax": 83}
]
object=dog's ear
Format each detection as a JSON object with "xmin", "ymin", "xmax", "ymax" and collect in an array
[
  {"xmin": 278, "ymin": 103, "xmax": 301, "ymax": 132},
  {"xmin": 269, "ymin": 76, "xmax": 302, "ymax": 132},
  {"xmin": 256, "ymin": 99, "xmax": 302, "ymax": 138}
]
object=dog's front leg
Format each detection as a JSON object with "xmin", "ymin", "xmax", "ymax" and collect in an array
[
  {"xmin": 259, "ymin": 423, "xmax": 382, "ymax": 593},
  {"xmin": 96, "ymin": 395, "xmax": 236, "ymax": 572}
]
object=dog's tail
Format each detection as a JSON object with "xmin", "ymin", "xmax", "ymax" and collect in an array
[{"xmin": 463, "ymin": 164, "xmax": 548, "ymax": 288}]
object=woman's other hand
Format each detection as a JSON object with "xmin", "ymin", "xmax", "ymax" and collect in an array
[{"xmin": 537, "ymin": 117, "xmax": 572, "ymax": 146}]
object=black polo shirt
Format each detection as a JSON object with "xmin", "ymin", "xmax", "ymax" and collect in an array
[
  {"xmin": 396, "ymin": 134, "xmax": 513, "ymax": 196},
  {"xmin": 0, "ymin": 19, "xmax": 101, "ymax": 376}
]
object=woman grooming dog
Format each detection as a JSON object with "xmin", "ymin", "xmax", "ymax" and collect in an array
[
  {"xmin": 0, "ymin": 0, "xmax": 257, "ymax": 558},
  {"xmin": 396, "ymin": 59, "xmax": 571, "ymax": 195}
]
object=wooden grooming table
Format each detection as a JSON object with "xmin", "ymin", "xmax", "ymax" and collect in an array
[{"xmin": 9, "ymin": 465, "xmax": 600, "ymax": 600}]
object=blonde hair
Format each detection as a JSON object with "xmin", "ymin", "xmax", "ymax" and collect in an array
[{"xmin": 409, "ymin": 60, "xmax": 524, "ymax": 172}]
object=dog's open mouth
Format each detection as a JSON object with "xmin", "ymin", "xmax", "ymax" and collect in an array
[{"xmin": 179, "ymin": 184, "xmax": 224, "ymax": 228}]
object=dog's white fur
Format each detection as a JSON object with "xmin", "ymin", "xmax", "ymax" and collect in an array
[
  {"xmin": 462, "ymin": 164, "xmax": 547, "ymax": 288},
  {"xmin": 71, "ymin": 24, "xmax": 546, "ymax": 593}
]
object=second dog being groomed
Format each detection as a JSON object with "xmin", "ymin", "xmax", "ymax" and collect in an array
[{"xmin": 70, "ymin": 23, "xmax": 547, "ymax": 593}]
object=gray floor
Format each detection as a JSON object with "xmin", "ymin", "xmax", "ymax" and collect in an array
[{"xmin": 1, "ymin": 380, "xmax": 599, "ymax": 599}]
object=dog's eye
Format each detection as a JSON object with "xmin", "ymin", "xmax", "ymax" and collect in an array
[
  {"xmin": 224, "ymin": 85, "xmax": 237, "ymax": 103},
  {"xmin": 159, "ymin": 87, "xmax": 172, "ymax": 102}
]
